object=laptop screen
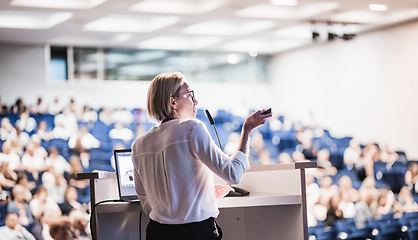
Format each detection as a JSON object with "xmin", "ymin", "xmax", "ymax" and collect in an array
[{"xmin": 114, "ymin": 149, "xmax": 138, "ymax": 201}]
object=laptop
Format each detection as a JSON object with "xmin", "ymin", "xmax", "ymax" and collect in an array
[{"xmin": 113, "ymin": 149, "xmax": 138, "ymax": 201}]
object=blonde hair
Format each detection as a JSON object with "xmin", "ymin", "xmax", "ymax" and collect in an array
[{"xmin": 147, "ymin": 72, "xmax": 185, "ymax": 122}]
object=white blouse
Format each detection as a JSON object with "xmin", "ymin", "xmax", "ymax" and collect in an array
[{"xmin": 132, "ymin": 119, "xmax": 249, "ymax": 224}]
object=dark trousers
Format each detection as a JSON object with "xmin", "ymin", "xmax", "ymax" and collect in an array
[{"xmin": 146, "ymin": 217, "xmax": 222, "ymax": 240}]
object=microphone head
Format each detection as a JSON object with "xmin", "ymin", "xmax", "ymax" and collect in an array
[{"xmin": 205, "ymin": 109, "xmax": 215, "ymax": 125}]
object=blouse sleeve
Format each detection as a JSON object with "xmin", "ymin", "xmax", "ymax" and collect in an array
[{"xmin": 189, "ymin": 120, "xmax": 249, "ymax": 184}]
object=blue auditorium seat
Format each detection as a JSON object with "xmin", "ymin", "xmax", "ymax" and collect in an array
[
  {"xmin": 213, "ymin": 109, "xmax": 232, "ymax": 124},
  {"xmin": 91, "ymin": 122, "xmax": 110, "ymax": 142},
  {"xmin": 332, "ymin": 137, "xmax": 352, "ymax": 149},
  {"xmin": 402, "ymin": 212, "xmax": 418, "ymax": 220},
  {"xmin": 315, "ymin": 226, "xmax": 337, "ymax": 240},
  {"xmin": 41, "ymin": 114, "xmax": 55, "ymax": 131},
  {"xmin": 0, "ymin": 202, "xmax": 8, "ymax": 226},
  {"xmin": 335, "ymin": 218, "xmax": 356, "ymax": 234},
  {"xmin": 407, "ymin": 226, "xmax": 418, "ymax": 240},
  {"xmin": 6, "ymin": 113, "xmax": 19, "ymax": 126},
  {"xmin": 272, "ymin": 130, "xmax": 297, "ymax": 150},
  {"xmin": 382, "ymin": 172, "xmax": 404, "ymax": 193},
  {"xmin": 373, "ymin": 230, "xmax": 401, "ymax": 240},
  {"xmin": 329, "ymin": 150, "xmax": 345, "ymax": 169},
  {"xmin": 49, "ymin": 138, "xmax": 69, "ymax": 156},
  {"xmin": 110, "ymin": 139, "xmax": 131, "ymax": 149},
  {"xmin": 76, "ymin": 185, "xmax": 91, "ymax": 204}
]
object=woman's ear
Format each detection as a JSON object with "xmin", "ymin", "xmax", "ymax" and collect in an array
[{"xmin": 170, "ymin": 97, "xmax": 177, "ymax": 109}]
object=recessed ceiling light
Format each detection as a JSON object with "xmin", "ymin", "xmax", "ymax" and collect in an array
[
  {"xmin": 227, "ymin": 55, "xmax": 239, "ymax": 64},
  {"xmin": 138, "ymin": 35, "xmax": 222, "ymax": 50},
  {"xmin": 10, "ymin": 0, "xmax": 107, "ymax": 9},
  {"xmin": 369, "ymin": 4, "xmax": 388, "ymax": 11},
  {"xmin": 130, "ymin": 0, "xmax": 224, "ymax": 14},
  {"xmin": 0, "ymin": 11, "xmax": 72, "ymax": 29},
  {"xmin": 183, "ymin": 19, "xmax": 275, "ymax": 36},
  {"xmin": 271, "ymin": 0, "xmax": 298, "ymax": 6},
  {"xmin": 84, "ymin": 15, "xmax": 180, "ymax": 32},
  {"xmin": 237, "ymin": 2, "xmax": 340, "ymax": 20}
]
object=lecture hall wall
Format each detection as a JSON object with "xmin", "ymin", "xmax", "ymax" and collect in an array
[{"xmin": 0, "ymin": 19, "xmax": 418, "ymax": 159}]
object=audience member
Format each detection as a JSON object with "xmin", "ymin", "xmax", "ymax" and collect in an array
[
  {"xmin": 316, "ymin": 149, "xmax": 337, "ymax": 177},
  {"xmin": 49, "ymin": 216, "xmax": 72, "ymax": 240},
  {"xmin": 0, "ymin": 184, "xmax": 11, "ymax": 204},
  {"xmin": 0, "ymin": 141, "xmax": 21, "ymax": 171},
  {"xmin": 112, "ymin": 106, "xmax": 134, "ymax": 125},
  {"xmin": 296, "ymin": 129, "xmax": 317, "ymax": 160},
  {"xmin": 40, "ymin": 208, "xmax": 62, "ymax": 240},
  {"xmin": 12, "ymin": 98, "xmax": 26, "ymax": 115},
  {"xmin": 69, "ymin": 98, "xmax": 82, "ymax": 121},
  {"xmin": 0, "ymin": 117, "xmax": 17, "ymax": 141},
  {"xmin": 355, "ymin": 190, "xmax": 377, "ymax": 229},
  {"xmin": 0, "ymin": 213, "xmax": 36, "ymax": 240},
  {"xmin": 49, "ymin": 98, "xmax": 62, "ymax": 116},
  {"xmin": 277, "ymin": 152, "xmax": 293, "ymax": 164},
  {"xmin": 30, "ymin": 97, "xmax": 47, "ymax": 115},
  {"xmin": 258, "ymin": 149, "xmax": 274, "ymax": 165},
  {"xmin": 325, "ymin": 194, "xmax": 343, "ymax": 227},
  {"xmin": 376, "ymin": 188, "xmax": 395, "ymax": 217},
  {"xmin": 109, "ymin": 122, "xmax": 134, "ymax": 143},
  {"xmin": 59, "ymin": 187, "xmax": 85, "ymax": 216},
  {"xmin": 53, "ymin": 107, "xmax": 78, "ymax": 140},
  {"xmin": 405, "ymin": 162, "xmax": 418, "ymax": 194},
  {"xmin": 7, "ymin": 185, "xmax": 34, "ymax": 228},
  {"xmin": 15, "ymin": 127, "xmax": 30, "ymax": 151},
  {"xmin": 380, "ymin": 143, "xmax": 399, "ymax": 164},
  {"xmin": 292, "ymin": 151, "xmax": 308, "ymax": 162},
  {"xmin": 224, "ymin": 132, "xmax": 240, "ymax": 156},
  {"xmin": 318, "ymin": 176, "xmax": 338, "ymax": 203},
  {"xmin": 394, "ymin": 186, "xmax": 418, "ymax": 215},
  {"xmin": 339, "ymin": 191, "xmax": 356, "ymax": 218},
  {"xmin": 0, "ymin": 162, "xmax": 17, "ymax": 188},
  {"xmin": 98, "ymin": 107, "xmax": 113, "ymax": 125},
  {"xmin": 15, "ymin": 173, "xmax": 35, "ymax": 202},
  {"xmin": 15, "ymin": 110, "xmax": 37, "ymax": 134},
  {"xmin": 37, "ymin": 120, "xmax": 54, "ymax": 142},
  {"xmin": 359, "ymin": 176, "xmax": 379, "ymax": 202},
  {"xmin": 68, "ymin": 126, "xmax": 100, "ymax": 156},
  {"xmin": 65, "ymin": 156, "xmax": 88, "ymax": 190},
  {"xmin": 338, "ymin": 175, "xmax": 360, "ymax": 203},
  {"xmin": 313, "ymin": 195, "xmax": 329, "ymax": 222},
  {"xmin": 344, "ymin": 139, "xmax": 362, "ymax": 171},
  {"xmin": 81, "ymin": 105, "xmax": 97, "ymax": 124},
  {"xmin": 29, "ymin": 186, "xmax": 61, "ymax": 221},
  {"xmin": 249, "ymin": 132, "xmax": 265, "ymax": 158},
  {"xmin": 69, "ymin": 210, "xmax": 90, "ymax": 240},
  {"xmin": 42, "ymin": 165, "xmax": 67, "ymax": 204},
  {"xmin": 45, "ymin": 147, "xmax": 71, "ymax": 175},
  {"xmin": 31, "ymin": 135, "xmax": 48, "ymax": 159},
  {"xmin": 306, "ymin": 173, "xmax": 320, "ymax": 211},
  {"xmin": 21, "ymin": 142, "xmax": 46, "ymax": 182}
]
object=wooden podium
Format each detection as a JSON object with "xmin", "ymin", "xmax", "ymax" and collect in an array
[{"xmin": 78, "ymin": 161, "xmax": 317, "ymax": 240}]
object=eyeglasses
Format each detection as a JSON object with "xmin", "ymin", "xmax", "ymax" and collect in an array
[
  {"xmin": 187, "ymin": 90, "xmax": 195, "ymax": 102},
  {"xmin": 173, "ymin": 89, "xmax": 195, "ymax": 102}
]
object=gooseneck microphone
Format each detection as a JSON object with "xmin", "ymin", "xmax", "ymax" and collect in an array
[{"xmin": 205, "ymin": 109, "xmax": 223, "ymax": 151}]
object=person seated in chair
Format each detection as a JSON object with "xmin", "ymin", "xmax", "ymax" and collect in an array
[{"xmin": 0, "ymin": 213, "xmax": 35, "ymax": 240}]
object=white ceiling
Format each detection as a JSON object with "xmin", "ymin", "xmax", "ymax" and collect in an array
[{"xmin": 1, "ymin": 0, "xmax": 418, "ymax": 54}]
